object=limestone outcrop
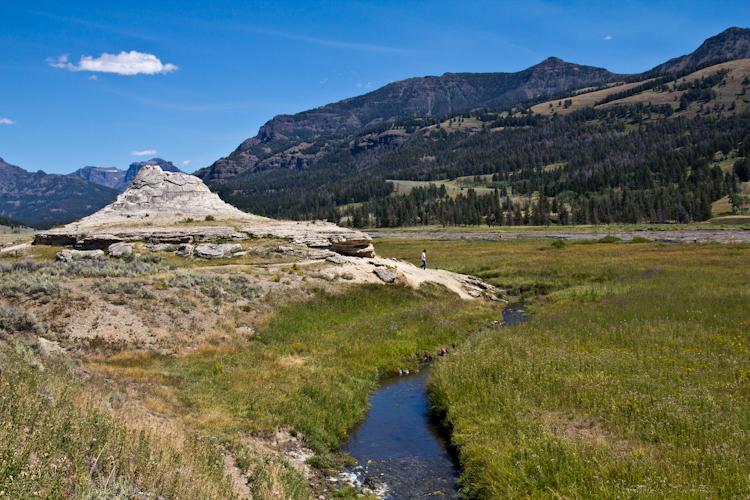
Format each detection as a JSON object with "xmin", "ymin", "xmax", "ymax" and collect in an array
[
  {"xmin": 242, "ymin": 222, "xmax": 375, "ymax": 257},
  {"xmin": 195, "ymin": 243, "xmax": 243, "ymax": 259},
  {"xmin": 56, "ymin": 249, "xmax": 104, "ymax": 262},
  {"xmin": 107, "ymin": 242, "xmax": 134, "ymax": 257}
]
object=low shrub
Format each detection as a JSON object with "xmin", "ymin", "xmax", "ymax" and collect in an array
[
  {"xmin": 0, "ymin": 306, "xmax": 44, "ymax": 334},
  {"xmin": 169, "ymin": 272, "xmax": 263, "ymax": 302},
  {"xmin": 94, "ymin": 279, "xmax": 155, "ymax": 300},
  {"xmin": 0, "ymin": 271, "xmax": 65, "ymax": 300}
]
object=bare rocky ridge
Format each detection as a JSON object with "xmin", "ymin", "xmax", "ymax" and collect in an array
[
  {"xmin": 649, "ymin": 27, "xmax": 750, "ymax": 75},
  {"xmin": 195, "ymin": 58, "xmax": 628, "ymax": 183}
]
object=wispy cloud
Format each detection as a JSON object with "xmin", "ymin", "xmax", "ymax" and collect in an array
[
  {"xmin": 0, "ymin": 118, "xmax": 15, "ymax": 125},
  {"xmin": 246, "ymin": 27, "xmax": 417, "ymax": 55},
  {"xmin": 319, "ymin": 77, "xmax": 329, "ymax": 84},
  {"xmin": 355, "ymin": 82, "xmax": 372, "ymax": 88},
  {"xmin": 181, "ymin": 160, "xmax": 191, "ymax": 166},
  {"xmin": 47, "ymin": 51, "xmax": 178, "ymax": 75},
  {"xmin": 27, "ymin": 8, "xmax": 165, "ymax": 44},
  {"xmin": 132, "ymin": 149, "xmax": 156, "ymax": 156},
  {"xmin": 88, "ymin": 75, "xmax": 98, "ymax": 81},
  {"xmin": 605, "ymin": 35, "xmax": 613, "ymax": 40},
  {"xmin": 99, "ymin": 86, "xmax": 297, "ymax": 112}
]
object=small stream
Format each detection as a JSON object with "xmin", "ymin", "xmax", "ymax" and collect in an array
[{"xmin": 339, "ymin": 305, "xmax": 527, "ymax": 499}]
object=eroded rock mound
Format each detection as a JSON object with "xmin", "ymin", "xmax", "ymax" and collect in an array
[{"xmin": 83, "ymin": 164, "xmax": 251, "ymax": 222}]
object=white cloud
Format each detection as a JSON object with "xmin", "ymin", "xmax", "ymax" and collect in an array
[
  {"xmin": 319, "ymin": 77, "xmax": 328, "ymax": 84},
  {"xmin": 47, "ymin": 51, "xmax": 178, "ymax": 75},
  {"xmin": 88, "ymin": 75, "xmax": 98, "ymax": 80},
  {"xmin": 355, "ymin": 82, "xmax": 372, "ymax": 88},
  {"xmin": 605, "ymin": 35, "xmax": 613, "ymax": 40},
  {"xmin": 181, "ymin": 160, "xmax": 191, "ymax": 166},
  {"xmin": 132, "ymin": 149, "xmax": 156, "ymax": 156},
  {"xmin": 0, "ymin": 118, "xmax": 15, "ymax": 125}
]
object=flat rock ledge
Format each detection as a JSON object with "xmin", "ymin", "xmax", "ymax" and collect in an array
[
  {"xmin": 56, "ymin": 249, "xmax": 105, "ymax": 262},
  {"xmin": 195, "ymin": 243, "xmax": 243, "ymax": 259},
  {"xmin": 35, "ymin": 226, "xmax": 249, "ymax": 249},
  {"xmin": 242, "ymin": 221, "xmax": 375, "ymax": 257}
]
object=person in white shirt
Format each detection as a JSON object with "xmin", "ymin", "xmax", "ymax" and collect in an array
[{"xmin": 421, "ymin": 249, "xmax": 427, "ymax": 269}]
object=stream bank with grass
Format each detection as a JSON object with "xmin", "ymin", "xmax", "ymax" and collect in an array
[{"xmin": 374, "ymin": 237, "xmax": 750, "ymax": 499}]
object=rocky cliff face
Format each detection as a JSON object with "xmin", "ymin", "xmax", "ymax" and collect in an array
[
  {"xmin": 244, "ymin": 58, "xmax": 627, "ymax": 144},
  {"xmin": 649, "ymin": 27, "xmax": 750, "ymax": 74},
  {"xmin": 74, "ymin": 166, "xmax": 126, "ymax": 190},
  {"xmin": 0, "ymin": 157, "xmax": 121, "ymax": 225},
  {"xmin": 194, "ymin": 58, "xmax": 628, "ymax": 183}
]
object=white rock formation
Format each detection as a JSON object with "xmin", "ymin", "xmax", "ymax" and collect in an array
[
  {"xmin": 79, "ymin": 164, "xmax": 261, "ymax": 224},
  {"xmin": 195, "ymin": 243, "xmax": 243, "ymax": 259}
]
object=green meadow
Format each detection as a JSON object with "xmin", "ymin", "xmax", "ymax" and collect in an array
[{"xmin": 375, "ymin": 238, "xmax": 750, "ymax": 499}]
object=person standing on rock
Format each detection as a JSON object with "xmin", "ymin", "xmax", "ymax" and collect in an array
[{"xmin": 421, "ymin": 249, "xmax": 427, "ymax": 269}]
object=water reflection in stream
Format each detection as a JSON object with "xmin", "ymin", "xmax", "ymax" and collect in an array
[{"xmin": 341, "ymin": 305, "xmax": 526, "ymax": 499}]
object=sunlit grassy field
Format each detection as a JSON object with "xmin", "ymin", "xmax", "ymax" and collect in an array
[{"xmin": 372, "ymin": 238, "xmax": 750, "ymax": 499}]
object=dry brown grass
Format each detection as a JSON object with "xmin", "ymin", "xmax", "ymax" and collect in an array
[{"xmin": 529, "ymin": 59, "xmax": 750, "ymax": 118}]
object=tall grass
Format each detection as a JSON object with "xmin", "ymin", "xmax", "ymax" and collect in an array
[{"xmin": 0, "ymin": 343, "xmax": 237, "ymax": 500}]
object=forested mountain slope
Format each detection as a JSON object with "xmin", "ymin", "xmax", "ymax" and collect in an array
[
  {"xmin": 204, "ymin": 54, "xmax": 750, "ymax": 227},
  {"xmin": 196, "ymin": 28, "xmax": 750, "ymax": 187}
]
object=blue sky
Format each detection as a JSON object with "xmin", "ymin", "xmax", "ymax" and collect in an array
[{"xmin": 1, "ymin": 0, "xmax": 748, "ymax": 175}]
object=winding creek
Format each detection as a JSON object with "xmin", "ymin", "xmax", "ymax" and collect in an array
[{"xmin": 339, "ymin": 305, "xmax": 527, "ymax": 499}]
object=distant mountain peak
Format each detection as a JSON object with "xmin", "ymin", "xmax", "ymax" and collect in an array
[
  {"xmin": 74, "ymin": 158, "xmax": 183, "ymax": 192},
  {"xmin": 537, "ymin": 56, "xmax": 566, "ymax": 65}
]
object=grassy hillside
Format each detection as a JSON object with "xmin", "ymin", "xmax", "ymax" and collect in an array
[{"xmin": 531, "ymin": 59, "xmax": 750, "ymax": 118}]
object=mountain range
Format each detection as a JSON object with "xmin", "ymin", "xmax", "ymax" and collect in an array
[
  {"xmin": 0, "ymin": 157, "xmax": 121, "ymax": 227},
  {"xmin": 195, "ymin": 27, "xmax": 750, "ymax": 185},
  {"xmin": 2, "ymin": 27, "xmax": 749, "ymax": 226}
]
